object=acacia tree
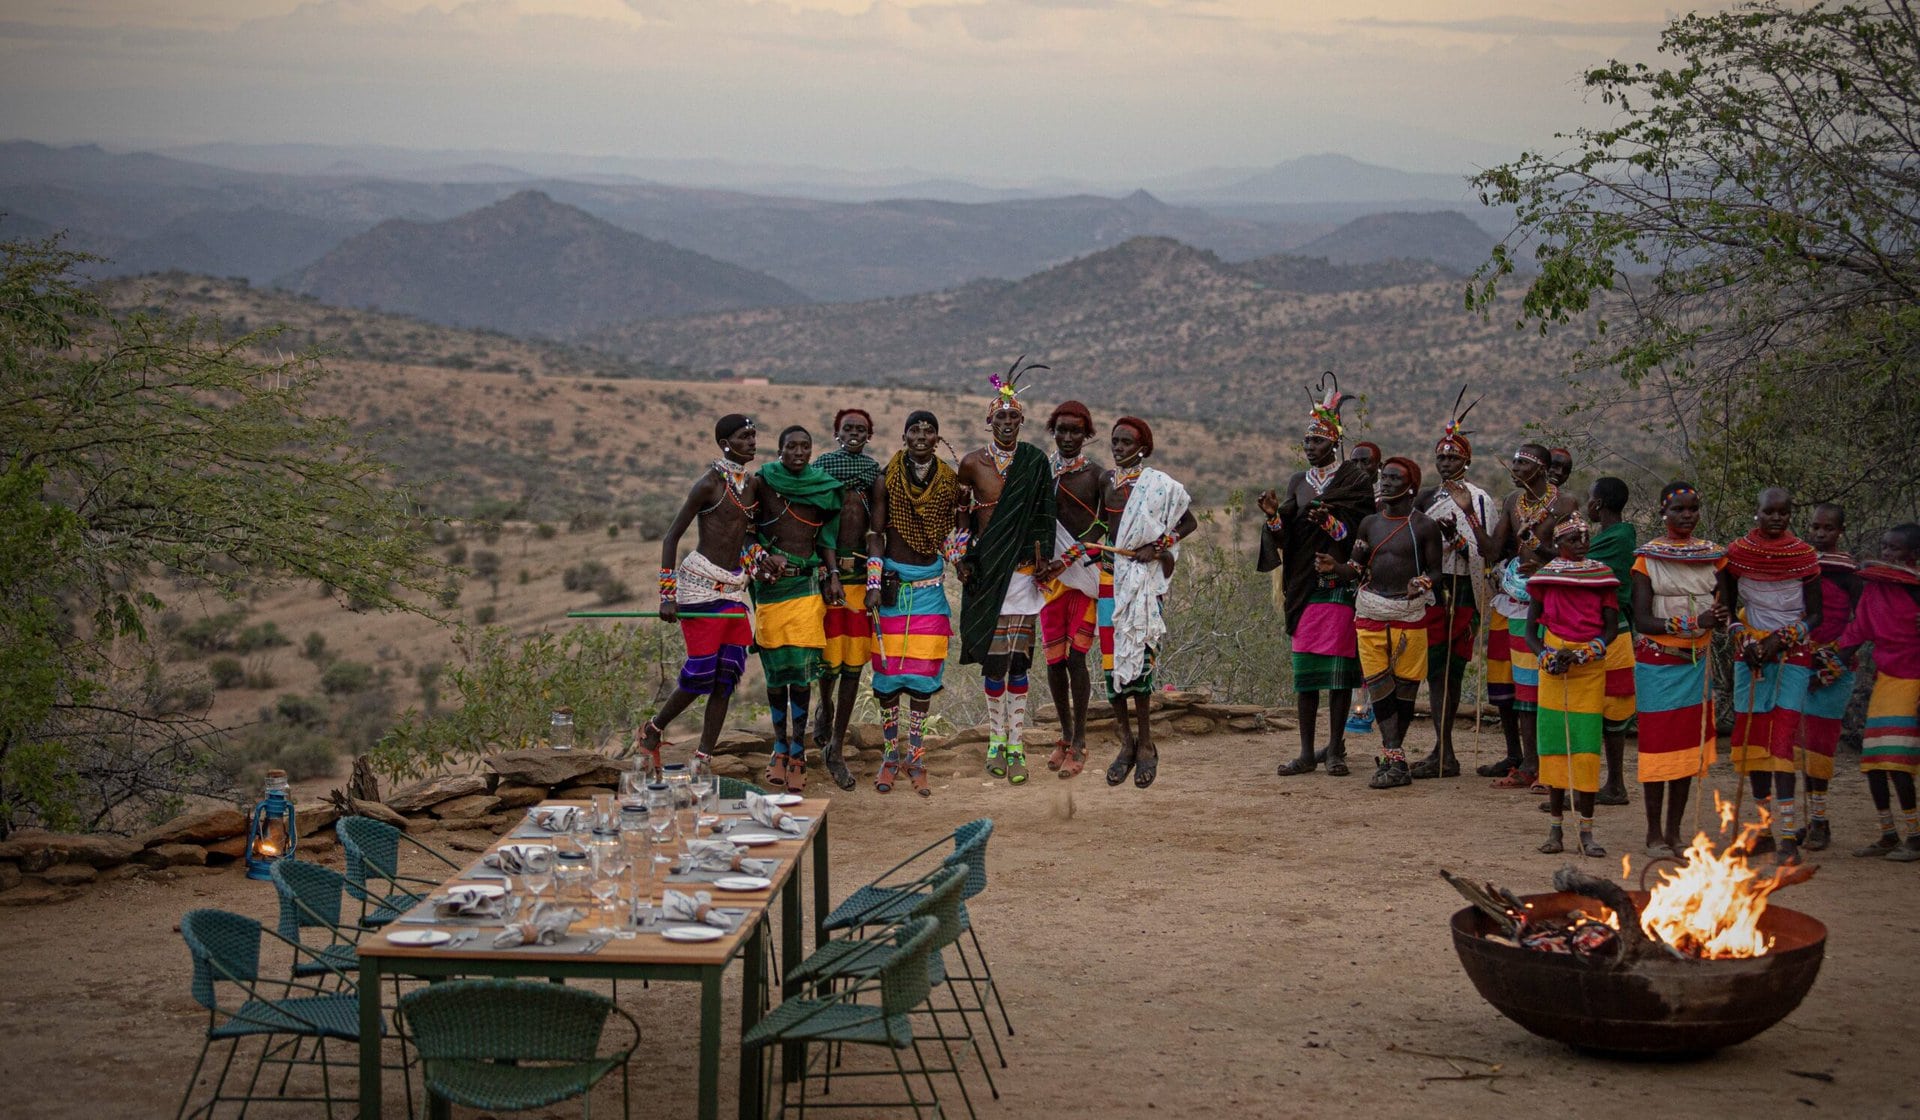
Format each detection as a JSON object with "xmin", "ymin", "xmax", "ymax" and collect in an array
[
  {"xmin": 0, "ymin": 237, "xmax": 440, "ymax": 835},
  {"xmin": 1470, "ymin": 0, "xmax": 1920, "ymax": 539}
]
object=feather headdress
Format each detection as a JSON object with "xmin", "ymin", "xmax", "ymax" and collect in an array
[
  {"xmin": 1305, "ymin": 371, "xmax": 1347, "ymax": 442},
  {"xmin": 1436, "ymin": 383, "xmax": 1481, "ymax": 460},
  {"xmin": 988, "ymin": 354, "xmax": 1048, "ymax": 418}
]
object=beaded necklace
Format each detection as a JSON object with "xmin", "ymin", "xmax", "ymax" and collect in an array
[
  {"xmin": 1515, "ymin": 480, "xmax": 1558, "ymax": 526},
  {"xmin": 1305, "ymin": 463, "xmax": 1338, "ymax": 495},
  {"xmin": 989, "ymin": 442, "xmax": 1017, "ymax": 477},
  {"xmin": 1049, "ymin": 452, "xmax": 1088, "ymax": 478}
]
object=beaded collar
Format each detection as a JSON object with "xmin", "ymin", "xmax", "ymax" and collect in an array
[
  {"xmin": 712, "ymin": 457, "xmax": 750, "ymax": 494},
  {"xmin": 1304, "ymin": 463, "xmax": 1338, "ymax": 494},
  {"xmin": 1050, "ymin": 452, "xmax": 1089, "ymax": 478},
  {"xmin": 989, "ymin": 442, "xmax": 1017, "ymax": 477},
  {"xmin": 1635, "ymin": 536, "xmax": 1725, "ymax": 562}
]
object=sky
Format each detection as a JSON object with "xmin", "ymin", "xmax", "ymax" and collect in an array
[{"xmin": 0, "ymin": 0, "xmax": 1715, "ymax": 181}]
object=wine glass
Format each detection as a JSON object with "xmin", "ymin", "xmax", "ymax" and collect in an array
[
  {"xmin": 520, "ymin": 846, "xmax": 554, "ymax": 909},
  {"xmin": 688, "ymin": 760, "xmax": 715, "ymax": 833},
  {"xmin": 588, "ymin": 860, "xmax": 624, "ymax": 936}
]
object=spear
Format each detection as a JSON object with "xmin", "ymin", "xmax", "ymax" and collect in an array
[{"xmin": 566, "ymin": 610, "xmax": 740, "ymax": 619}]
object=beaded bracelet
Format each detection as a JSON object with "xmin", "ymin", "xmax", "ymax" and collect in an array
[
  {"xmin": 1059, "ymin": 542, "xmax": 1087, "ymax": 565},
  {"xmin": 1663, "ymin": 614, "xmax": 1696, "ymax": 635},
  {"xmin": 865, "ymin": 554, "xmax": 884, "ymax": 594},
  {"xmin": 1778, "ymin": 622, "xmax": 1809, "ymax": 646},
  {"xmin": 1587, "ymin": 638, "xmax": 1609, "ymax": 660},
  {"xmin": 941, "ymin": 529, "xmax": 970, "ymax": 565},
  {"xmin": 740, "ymin": 542, "xmax": 768, "ymax": 574},
  {"xmin": 1155, "ymin": 531, "xmax": 1180, "ymax": 551},
  {"xmin": 658, "ymin": 567, "xmax": 677, "ymax": 601},
  {"xmin": 1314, "ymin": 510, "xmax": 1349, "ymax": 541},
  {"xmin": 1264, "ymin": 515, "xmax": 1284, "ymax": 532}
]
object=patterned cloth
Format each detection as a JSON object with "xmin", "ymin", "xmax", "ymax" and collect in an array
[
  {"xmin": 1536, "ymin": 629, "xmax": 1606, "ymax": 792},
  {"xmin": 1041, "ymin": 583, "xmax": 1098, "ymax": 665},
  {"xmin": 1356, "ymin": 603, "xmax": 1429, "ymax": 703},
  {"xmin": 959, "ymin": 442, "xmax": 1055, "ymax": 664},
  {"xmin": 1292, "ymin": 589, "xmax": 1362, "ymax": 693},
  {"xmin": 752, "ymin": 567, "xmax": 826, "ymax": 689},
  {"xmin": 869, "ymin": 558, "xmax": 951, "ymax": 700},
  {"xmin": 987, "ymin": 614, "xmax": 1036, "ymax": 659},
  {"xmin": 821, "ymin": 582, "xmax": 872, "ymax": 677},
  {"xmin": 1842, "ymin": 569, "xmax": 1920, "ymax": 774},
  {"xmin": 1107, "ymin": 465, "xmax": 1191, "ymax": 691},
  {"xmin": 1633, "ymin": 639, "xmax": 1717, "ymax": 783}
]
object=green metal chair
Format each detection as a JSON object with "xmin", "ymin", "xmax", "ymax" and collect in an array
[
  {"xmin": 270, "ymin": 858, "xmax": 364, "ymax": 982},
  {"xmin": 719, "ymin": 776, "xmax": 769, "ymax": 800},
  {"xmin": 743, "ymin": 916, "xmax": 945, "ymax": 1118},
  {"xmin": 337, "ymin": 815, "xmax": 462, "ymax": 929},
  {"xmin": 789, "ymin": 864, "xmax": 993, "ymax": 1119},
  {"xmin": 175, "ymin": 907, "xmax": 387, "ymax": 1119},
  {"xmin": 822, "ymin": 819, "xmax": 1012, "ymax": 1056},
  {"xmin": 398, "ymin": 978, "xmax": 639, "ymax": 1118}
]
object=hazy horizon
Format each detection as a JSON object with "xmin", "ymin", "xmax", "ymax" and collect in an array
[{"xmin": 0, "ymin": 1, "xmax": 1737, "ymax": 184}]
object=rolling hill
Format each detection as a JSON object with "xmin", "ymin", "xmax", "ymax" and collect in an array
[{"xmin": 285, "ymin": 191, "xmax": 809, "ymax": 338}]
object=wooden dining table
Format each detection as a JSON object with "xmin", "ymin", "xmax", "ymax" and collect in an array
[{"xmin": 355, "ymin": 796, "xmax": 834, "ymax": 1120}]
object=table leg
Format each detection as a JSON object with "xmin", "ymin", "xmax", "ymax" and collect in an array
[
  {"xmin": 811, "ymin": 814, "xmax": 830, "ymax": 949},
  {"xmin": 781, "ymin": 864, "xmax": 804, "ymax": 1083},
  {"xmin": 738, "ymin": 919, "xmax": 768, "ymax": 1120},
  {"xmin": 358, "ymin": 956, "xmax": 384, "ymax": 1120},
  {"xmin": 699, "ymin": 965, "xmax": 723, "ymax": 1120}
]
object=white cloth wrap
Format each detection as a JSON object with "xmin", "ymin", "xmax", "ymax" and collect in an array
[
  {"xmin": 997, "ymin": 568, "xmax": 1048, "ymax": 616},
  {"xmin": 1356, "ymin": 586, "xmax": 1434, "ymax": 623},
  {"xmin": 1109, "ymin": 467, "xmax": 1191, "ymax": 690},
  {"xmin": 1738, "ymin": 576, "xmax": 1805, "ymax": 633},
  {"xmin": 678, "ymin": 551, "xmax": 750, "ymax": 608},
  {"xmin": 1646, "ymin": 557, "xmax": 1719, "ymax": 622},
  {"xmin": 1424, "ymin": 481, "xmax": 1494, "ymax": 579},
  {"xmin": 1052, "ymin": 521, "xmax": 1101, "ymax": 598}
]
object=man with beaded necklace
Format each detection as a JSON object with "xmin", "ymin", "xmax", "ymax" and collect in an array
[
  {"xmin": 812, "ymin": 407, "xmax": 882, "ymax": 790},
  {"xmin": 1036, "ymin": 400, "xmax": 1104, "ymax": 779},
  {"xmin": 641, "ymin": 414, "xmax": 775, "ymax": 766}
]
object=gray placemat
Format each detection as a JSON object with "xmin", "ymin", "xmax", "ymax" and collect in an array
[{"xmin": 460, "ymin": 933, "xmax": 609, "ymax": 955}]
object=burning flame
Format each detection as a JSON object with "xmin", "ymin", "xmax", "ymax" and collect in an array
[{"xmin": 1637, "ymin": 809, "xmax": 1780, "ymax": 959}]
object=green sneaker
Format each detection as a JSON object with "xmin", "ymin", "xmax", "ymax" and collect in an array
[
  {"xmin": 1006, "ymin": 747, "xmax": 1029, "ymax": 785},
  {"xmin": 985, "ymin": 737, "xmax": 1007, "ymax": 778}
]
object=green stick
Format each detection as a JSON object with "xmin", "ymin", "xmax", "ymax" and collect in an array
[{"xmin": 565, "ymin": 610, "xmax": 739, "ymax": 619}]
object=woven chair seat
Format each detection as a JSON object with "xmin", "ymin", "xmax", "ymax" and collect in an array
[
  {"xmin": 787, "ymin": 938, "xmax": 951, "ymax": 988},
  {"xmin": 211, "ymin": 994, "xmax": 370, "ymax": 1041},
  {"xmin": 823, "ymin": 884, "xmax": 925, "ymax": 931},
  {"xmin": 422, "ymin": 1058, "xmax": 625, "ymax": 1111},
  {"xmin": 292, "ymin": 943, "xmax": 358, "ymax": 977},
  {"xmin": 743, "ymin": 998, "xmax": 915, "ymax": 1049}
]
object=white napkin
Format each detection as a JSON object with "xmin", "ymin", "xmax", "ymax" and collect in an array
[
  {"xmin": 435, "ymin": 886, "xmax": 507, "ymax": 919},
  {"xmin": 527, "ymin": 806, "xmax": 581, "ymax": 833},
  {"xmin": 745, "ymin": 791, "xmax": 804, "ymax": 836},
  {"xmin": 681, "ymin": 839, "xmax": 776, "ymax": 877},
  {"xmin": 660, "ymin": 889, "xmax": 741, "ymax": 930},
  {"xmin": 491, "ymin": 902, "xmax": 581, "ymax": 948},
  {"xmin": 482, "ymin": 844, "xmax": 547, "ymax": 875}
]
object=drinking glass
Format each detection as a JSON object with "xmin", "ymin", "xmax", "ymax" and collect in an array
[
  {"xmin": 619, "ymin": 767, "xmax": 649, "ymax": 807},
  {"xmin": 645, "ymin": 783, "xmax": 677, "ymax": 845},
  {"xmin": 520, "ymin": 846, "xmax": 554, "ymax": 907},
  {"xmin": 688, "ymin": 760, "xmax": 715, "ymax": 833},
  {"xmin": 589, "ymin": 864, "xmax": 623, "ymax": 935},
  {"xmin": 554, "ymin": 849, "xmax": 591, "ymax": 905}
]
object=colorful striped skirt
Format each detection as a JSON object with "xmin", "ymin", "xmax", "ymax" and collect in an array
[
  {"xmin": 1633, "ymin": 639, "xmax": 1716, "ymax": 783},
  {"xmin": 677, "ymin": 600, "xmax": 753, "ymax": 697},
  {"xmin": 752, "ymin": 572, "xmax": 826, "ymax": 688},
  {"xmin": 1861, "ymin": 672, "xmax": 1920, "ymax": 775},
  {"xmin": 1356, "ymin": 615, "xmax": 1429, "ymax": 704},
  {"xmin": 1291, "ymin": 586, "xmax": 1362, "ymax": 693},
  {"xmin": 1094, "ymin": 562, "xmax": 1152, "ymax": 697},
  {"xmin": 1798, "ymin": 666, "xmax": 1853, "ymax": 780},
  {"xmin": 1486, "ymin": 623, "xmax": 1515, "ymax": 708},
  {"xmin": 1602, "ymin": 631, "xmax": 1636, "ymax": 731},
  {"xmin": 869, "ymin": 558, "xmax": 951, "ymax": 700},
  {"xmin": 1506, "ymin": 615, "xmax": 1539, "ymax": 713},
  {"xmin": 1731, "ymin": 647, "xmax": 1811, "ymax": 774},
  {"xmin": 821, "ymin": 579, "xmax": 873, "ymax": 678},
  {"xmin": 1536, "ymin": 629, "xmax": 1605, "ymax": 792},
  {"xmin": 1041, "ymin": 582, "xmax": 1098, "ymax": 666}
]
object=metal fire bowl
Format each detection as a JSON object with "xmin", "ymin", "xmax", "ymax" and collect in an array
[{"xmin": 1451, "ymin": 891, "xmax": 1826, "ymax": 1058}]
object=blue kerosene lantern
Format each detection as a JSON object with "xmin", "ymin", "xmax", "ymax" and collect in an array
[{"xmin": 244, "ymin": 768, "xmax": 297, "ymax": 881}]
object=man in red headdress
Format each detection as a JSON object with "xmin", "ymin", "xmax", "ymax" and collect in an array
[
  {"xmin": 1414, "ymin": 420, "xmax": 1496, "ymax": 779},
  {"xmin": 1036, "ymin": 400, "xmax": 1103, "ymax": 778}
]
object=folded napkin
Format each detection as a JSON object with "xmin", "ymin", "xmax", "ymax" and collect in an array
[
  {"xmin": 436, "ymin": 886, "xmax": 507, "ymax": 919},
  {"xmin": 491, "ymin": 902, "xmax": 582, "ymax": 948},
  {"xmin": 680, "ymin": 839, "xmax": 776, "ymax": 877},
  {"xmin": 744, "ymin": 791, "xmax": 804, "ymax": 836},
  {"xmin": 483, "ymin": 844, "xmax": 549, "ymax": 875},
  {"xmin": 526, "ymin": 806, "xmax": 581, "ymax": 833},
  {"xmin": 660, "ymin": 889, "xmax": 741, "ymax": 930}
]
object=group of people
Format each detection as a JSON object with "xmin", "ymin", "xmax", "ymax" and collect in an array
[
  {"xmin": 1256, "ymin": 381, "xmax": 1920, "ymax": 865},
  {"xmin": 637, "ymin": 362, "xmax": 1195, "ymax": 801}
]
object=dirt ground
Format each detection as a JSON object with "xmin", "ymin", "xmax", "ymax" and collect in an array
[{"xmin": 3, "ymin": 729, "xmax": 1917, "ymax": 1119}]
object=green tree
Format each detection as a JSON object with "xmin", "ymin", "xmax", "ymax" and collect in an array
[
  {"xmin": 0, "ymin": 237, "xmax": 440, "ymax": 835},
  {"xmin": 1470, "ymin": 0, "xmax": 1920, "ymax": 538}
]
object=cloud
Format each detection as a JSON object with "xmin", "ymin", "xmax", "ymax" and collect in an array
[{"xmin": 1341, "ymin": 14, "xmax": 1664, "ymax": 38}]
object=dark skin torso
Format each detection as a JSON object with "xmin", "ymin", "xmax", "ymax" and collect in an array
[
  {"xmin": 657, "ymin": 448, "xmax": 763, "ymax": 624},
  {"xmin": 1347, "ymin": 506, "xmax": 1444, "ymax": 596},
  {"xmin": 838, "ymin": 470, "xmax": 874, "ymax": 558},
  {"xmin": 957, "ymin": 447, "xmax": 1014, "ymax": 540},
  {"xmin": 1492, "ymin": 485, "xmax": 1580, "ymax": 574},
  {"xmin": 759, "ymin": 492, "xmax": 839, "ymax": 570}
]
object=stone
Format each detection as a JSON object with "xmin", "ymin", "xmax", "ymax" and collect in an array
[
  {"xmin": 1030, "ymin": 704, "xmax": 1060, "ymax": 725},
  {"xmin": 574, "ymin": 764, "xmax": 629, "ymax": 787},
  {"xmin": 1018, "ymin": 728, "xmax": 1058, "ymax": 748},
  {"xmin": 387, "ymin": 773, "xmax": 491, "ymax": 814},
  {"xmin": 0, "ymin": 883, "xmax": 82, "ymax": 906},
  {"xmin": 492, "ymin": 784, "xmax": 548, "ymax": 809},
  {"xmin": 300, "ymin": 833, "xmax": 337, "ymax": 856},
  {"xmin": 344, "ymin": 799, "xmax": 409, "ymax": 829},
  {"xmin": 445, "ymin": 833, "xmax": 494, "ymax": 853},
  {"xmin": 0, "ymin": 862, "xmax": 18, "ymax": 892},
  {"xmin": 847, "ymin": 724, "xmax": 887, "ymax": 751},
  {"xmin": 551, "ymin": 784, "xmax": 616, "ymax": 802},
  {"xmin": 102, "ymin": 864, "xmax": 151, "ymax": 882},
  {"xmin": 203, "ymin": 835, "xmax": 248, "ymax": 862},
  {"xmin": 294, "ymin": 800, "xmax": 340, "ymax": 837},
  {"xmin": 1194, "ymin": 703, "xmax": 1266, "ymax": 719},
  {"xmin": 140, "ymin": 808, "xmax": 247, "ymax": 847},
  {"xmin": 1158, "ymin": 689, "xmax": 1209, "ymax": 706},
  {"xmin": 709, "ymin": 754, "xmax": 751, "ymax": 779},
  {"xmin": 432, "ymin": 794, "xmax": 502, "ymax": 820},
  {"xmin": 0, "ymin": 832, "xmax": 141, "ymax": 869},
  {"xmin": 710, "ymin": 728, "xmax": 775, "ymax": 757},
  {"xmin": 483, "ymin": 749, "xmax": 620, "ymax": 789},
  {"xmin": 41, "ymin": 862, "xmax": 98, "ymax": 887},
  {"xmin": 1227, "ymin": 714, "xmax": 1269, "ymax": 733},
  {"xmin": 1171, "ymin": 715, "xmax": 1217, "ymax": 736},
  {"xmin": 138, "ymin": 843, "xmax": 208, "ymax": 868},
  {"xmin": 946, "ymin": 725, "xmax": 991, "ymax": 747}
]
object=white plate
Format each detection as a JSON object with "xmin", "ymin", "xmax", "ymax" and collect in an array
[
  {"xmin": 443, "ymin": 882, "xmax": 506, "ymax": 899},
  {"xmin": 767, "ymin": 793, "xmax": 804, "ymax": 807},
  {"xmin": 729, "ymin": 831, "xmax": 782, "ymax": 846},
  {"xmin": 386, "ymin": 928, "xmax": 453, "ymax": 946},
  {"xmin": 662, "ymin": 925, "xmax": 726, "ymax": 942},
  {"xmin": 714, "ymin": 875, "xmax": 772, "ymax": 892}
]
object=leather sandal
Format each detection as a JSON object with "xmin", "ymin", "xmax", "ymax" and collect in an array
[
  {"xmin": 1006, "ymin": 748, "xmax": 1029, "ymax": 785},
  {"xmin": 1047, "ymin": 739, "xmax": 1070, "ymax": 772},
  {"xmin": 1060, "ymin": 744, "xmax": 1086, "ymax": 779},
  {"xmin": 1490, "ymin": 769, "xmax": 1536, "ymax": 790},
  {"xmin": 785, "ymin": 754, "xmax": 806, "ymax": 794},
  {"xmin": 909, "ymin": 765, "xmax": 932, "ymax": 798},
  {"xmin": 1105, "ymin": 743, "xmax": 1136, "ymax": 787},
  {"xmin": 874, "ymin": 756, "xmax": 900, "ymax": 794},
  {"xmin": 763, "ymin": 751, "xmax": 789, "ymax": 789}
]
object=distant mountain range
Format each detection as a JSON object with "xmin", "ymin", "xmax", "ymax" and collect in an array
[
  {"xmin": 287, "ymin": 191, "xmax": 807, "ymax": 338},
  {"xmin": 1, "ymin": 140, "xmax": 1511, "ymax": 300},
  {"xmin": 585, "ymin": 233, "xmax": 1568, "ymax": 444}
]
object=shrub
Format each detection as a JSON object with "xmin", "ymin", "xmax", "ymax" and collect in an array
[
  {"xmin": 473, "ymin": 604, "xmax": 497, "ymax": 625},
  {"xmin": 437, "ymin": 577, "xmax": 461, "ymax": 609},
  {"xmin": 594, "ymin": 576, "xmax": 631, "ymax": 605},
  {"xmin": 446, "ymin": 542, "xmax": 468, "ymax": 565},
  {"xmin": 302, "ymin": 630, "xmax": 328, "ymax": 662},
  {"xmin": 208, "ymin": 657, "xmax": 246, "ymax": 689},
  {"xmin": 563, "ymin": 560, "xmax": 609, "ymax": 592},
  {"xmin": 534, "ymin": 522, "xmax": 557, "ymax": 540},
  {"xmin": 320, "ymin": 659, "xmax": 377, "ymax": 695},
  {"xmin": 470, "ymin": 550, "xmax": 501, "ymax": 580},
  {"xmin": 233, "ymin": 621, "xmax": 288, "ymax": 652}
]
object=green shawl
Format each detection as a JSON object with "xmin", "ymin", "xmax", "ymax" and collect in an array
[
  {"xmin": 959, "ymin": 442, "xmax": 1056, "ymax": 663},
  {"xmin": 759, "ymin": 460, "xmax": 844, "ymax": 553},
  {"xmin": 1588, "ymin": 520, "xmax": 1638, "ymax": 635}
]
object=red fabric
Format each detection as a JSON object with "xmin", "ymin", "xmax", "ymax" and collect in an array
[
  {"xmin": 1726, "ymin": 530, "xmax": 1818, "ymax": 581},
  {"xmin": 1424, "ymin": 602, "xmax": 1475, "ymax": 661},
  {"xmin": 1538, "ymin": 584, "xmax": 1610, "ymax": 643}
]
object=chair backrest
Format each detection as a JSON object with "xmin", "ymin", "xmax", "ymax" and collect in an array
[
  {"xmin": 944, "ymin": 818, "xmax": 993, "ymax": 901},
  {"xmin": 876, "ymin": 916, "xmax": 939, "ymax": 1019},
  {"xmin": 180, "ymin": 908, "xmax": 262, "ymax": 1010},
  {"xmin": 270, "ymin": 858, "xmax": 347, "ymax": 943},
  {"xmin": 718, "ymin": 777, "xmax": 767, "ymax": 800},
  {"xmin": 910, "ymin": 863, "xmax": 969, "ymax": 952},
  {"xmin": 336, "ymin": 816, "xmax": 402, "ymax": 902},
  {"xmin": 400, "ymin": 978, "xmax": 614, "ymax": 1063}
]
